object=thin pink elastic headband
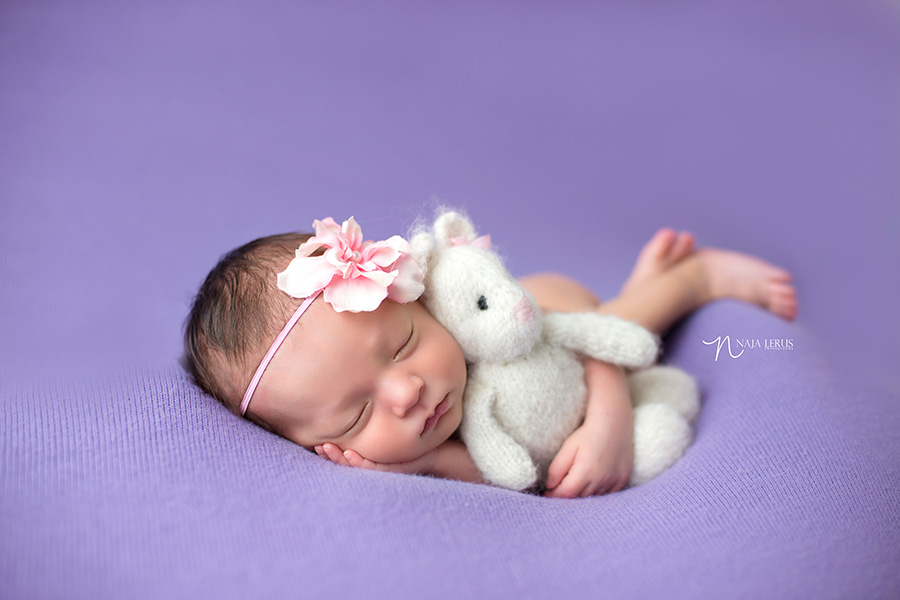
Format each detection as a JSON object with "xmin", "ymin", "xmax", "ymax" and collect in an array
[
  {"xmin": 239, "ymin": 215, "xmax": 425, "ymax": 416},
  {"xmin": 240, "ymin": 290, "xmax": 321, "ymax": 416}
]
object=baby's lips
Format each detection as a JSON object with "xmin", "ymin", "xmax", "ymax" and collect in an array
[{"xmin": 420, "ymin": 394, "xmax": 451, "ymax": 436}]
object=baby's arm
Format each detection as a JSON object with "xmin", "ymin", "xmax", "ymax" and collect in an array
[
  {"xmin": 519, "ymin": 274, "xmax": 638, "ymax": 498},
  {"xmin": 429, "ymin": 439, "xmax": 486, "ymax": 483},
  {"xmin": 318, "ymin": 439, "xmax": 485, "ymax": 484},
  {"xmin": 544, "ymin": 357, "xmax": 634, "ymax": 498}
]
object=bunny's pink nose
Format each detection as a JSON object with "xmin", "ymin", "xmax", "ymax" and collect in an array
[{"xmin": 514, "ymin": 297, "xmax": 536, "ymax": 323}]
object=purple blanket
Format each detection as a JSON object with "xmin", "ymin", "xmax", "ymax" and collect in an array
[{"xmin": 2, "ymin": 1, "xmax": 898, "ymax": 598}]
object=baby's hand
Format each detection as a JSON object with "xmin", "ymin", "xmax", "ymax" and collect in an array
[
  {"xmin": 543, "ymin": 420, "xmax": 632, "ymax": 498},
  {"xmin": 314, "ymin": 443, "xmax": 437, "ymax": 475},
  {"xmin": 544, "ymin": 359, "xmax": 634, "ymax": 499}
]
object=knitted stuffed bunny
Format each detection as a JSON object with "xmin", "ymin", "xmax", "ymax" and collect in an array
[{"xmin": 410, "ymin": 210, "xmax": 701, "ymax": 491}]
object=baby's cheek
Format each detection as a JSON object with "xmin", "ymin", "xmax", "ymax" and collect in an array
[{"xmin": 354, "ymin": 428, "xmax": 422, "ymax": 464}]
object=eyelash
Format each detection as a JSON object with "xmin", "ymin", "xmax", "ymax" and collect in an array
[
  {"xmin": 344, "ymin": 402, "xmax": 368, "ymax": 436},
  {"xmin": 394, "ymin": 324, "xmax": 414, "ymax": 361}
]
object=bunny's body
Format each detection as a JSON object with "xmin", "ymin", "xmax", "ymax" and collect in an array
[
  {"xmin": 410, "ymin": 210, "xmax": 701, "ymax": 491},
  {"xmin": 465, "ymin": 336, "xmax": 586, "ymax": 486}
]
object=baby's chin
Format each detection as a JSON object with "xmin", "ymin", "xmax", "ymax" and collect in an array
[
  {"xmin": 365, "ymin": 436, "xmax": 449, "ymax": 465},
  {"xmin": 368, "ymin": 421, "xmax": 461, "ymax": 465}
]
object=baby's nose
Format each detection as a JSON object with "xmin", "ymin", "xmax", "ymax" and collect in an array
[{"xmin": 381, "ymin": 374, "xmax": 424, "ymax": 417}]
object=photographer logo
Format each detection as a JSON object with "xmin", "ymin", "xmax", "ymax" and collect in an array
[{"xmin": 702, "ymin": 336, "xmax": 794, "ymax": 361}]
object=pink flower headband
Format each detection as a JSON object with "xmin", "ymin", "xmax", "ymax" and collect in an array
[{"xmin": 240, "ymin": 216, "xmax": 425, "ymax": 416}]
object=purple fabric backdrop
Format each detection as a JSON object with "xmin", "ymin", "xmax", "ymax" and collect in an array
[{"xmin": 2, "ymin": 1, "xmax": 899, "ymax": 598}]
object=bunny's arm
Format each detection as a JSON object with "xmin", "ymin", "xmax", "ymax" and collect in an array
[
  {"xmin": 460, "ymin": 381, "xmax": 539, "ymax": 491},
  {"xmin": 542, "ymin": 312, "xmax": 659, "ymax": 369}
]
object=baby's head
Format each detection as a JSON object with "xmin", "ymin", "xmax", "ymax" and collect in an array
[{"xmin": 183, "ymin": 218, "xmax": 466, "ymax": 464}]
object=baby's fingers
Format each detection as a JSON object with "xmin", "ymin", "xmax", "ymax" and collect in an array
[
  {"xmin": 545, "ymin": 442, "xmax": 578, "ymax": 492},
  {"xmin": 584, "ymin": 470, "xmax": 629, "ymax": 497},
  {"xmin": 544, "ymin": 470, "xmax": 591, "ymax": 499},
  {"xmin": 342, "ymin": 449, "xmax": 379, "ymax": 470},
  {"xmin": 316, "ymin": 443, "xmax": 351, "ymax": 467}
]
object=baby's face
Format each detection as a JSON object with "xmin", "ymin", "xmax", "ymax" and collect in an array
[{"xmin": 249, "ymin": 297, "xmax": 466, "ymax": 464}]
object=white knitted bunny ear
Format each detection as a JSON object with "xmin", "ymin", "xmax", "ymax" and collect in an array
[
  {"xmin": 408, "ymin": 230, "xmax": 434, "ymax": 277},
  {"xmin": 433, "ymin": 209, "xmax": 478, "ymax": 248}
]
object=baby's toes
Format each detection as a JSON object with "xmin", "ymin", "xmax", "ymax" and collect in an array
[
  {"xmin": 772, "ymin": 299, "xmax": 798, "ymax": 321},
  {"xmin": 765, "ymin": 263, "xmax": 793, "ymax": 283},
  {"xmin": 643, "ymin": 228, "xmax": 677, "ymax": 260},
  {"xmin": 668, "ymin": 231, "xmax": 695, "ymax": 262},
  {"xmin": 767, "ymin": 282, "xmax": 798, "ymax": 320}
]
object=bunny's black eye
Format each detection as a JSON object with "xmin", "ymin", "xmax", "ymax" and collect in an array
[{"xmin": 477, "ymin": 295, "xmax": 489, "ymax": 311}]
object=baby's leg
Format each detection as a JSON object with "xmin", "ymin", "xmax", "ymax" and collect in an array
[
  {"xmin": 594, "ymin": 256, "xmax": 709, "ymax": 335},
  {"xmin": 620, "ymin": 228, "xmax": 696, "ymax": 296},
  {"xmin": 597, "ymin": 248, "xmax": 797, "ymax": 335},
  {"xmin": 521, "ymin": 229, "xmax": 797, "ymax": 337},
  {"xmin": 518, "ymin": 273, "xmax": 603, "ymax": 313},
  {"xmin": 519, "ymin": 228, "xmax": 694, "ymax": 312},
  {"xmin": 520, "ymin": 229, "xmax": 697, "ymax": 317}
]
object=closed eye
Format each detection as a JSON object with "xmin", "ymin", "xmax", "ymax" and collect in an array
[
  {"xmin": 393, "ymin": 322, "xmax": 414, "ymax": 361},
  {"xmin": 342, "ymin": 401, "xmax": 369, "ymax": 437}
]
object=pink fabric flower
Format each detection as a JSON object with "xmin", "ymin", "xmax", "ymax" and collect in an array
[{"xmin": 276, "ymin": 216, "xmax": 425, "ymax": 313}]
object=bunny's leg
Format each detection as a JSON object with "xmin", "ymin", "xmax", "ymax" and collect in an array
[
  {"xmin": 461, "ymin": 384, "xmax": 540, "ymax": 491},
  {"xmin": 628, "ymin": 366, "xmax": 700, "ymax": 424},
  {"xmin": 629, "ymin": 403, "xmax": 693, "ymax": 487}
]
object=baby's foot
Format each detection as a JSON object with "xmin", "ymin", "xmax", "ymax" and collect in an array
[
  {"xmin": 697, "ymin": 249, "xmax": 798, "ymax": 320},
  {"xmin": 622, "ymin": 228, "xmax": 695, "ymax": 296}
]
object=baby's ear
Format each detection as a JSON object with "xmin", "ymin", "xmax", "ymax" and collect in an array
[
  {"xmin": 408, "ymin": 231, "xmax": 434, "ymax": 276},
  {"xmin": 433, "ymin": 209, "xmax": 478, "ymax": 247}
]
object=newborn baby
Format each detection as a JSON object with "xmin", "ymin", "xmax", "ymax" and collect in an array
[{"xmin": 183, "ymin": 213, "xmax": 797, "ymax": 497}]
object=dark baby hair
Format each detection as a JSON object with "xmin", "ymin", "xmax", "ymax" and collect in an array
[{"xmin": 182, "ymin": 232, "xmax": 316, "ymax": 418}]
